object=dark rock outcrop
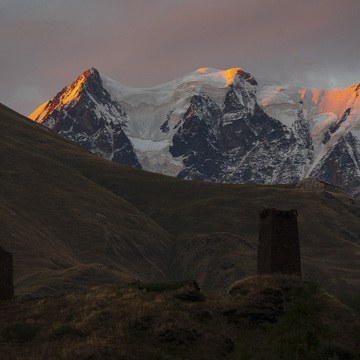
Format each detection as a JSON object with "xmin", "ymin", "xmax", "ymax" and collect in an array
[
  {"xmin": 257, "ymin": 209, "xmax": 301, "ymax": 277},
  {"xmin": 0, "ymin": 246, "xmax": 13, "ymax": 300}
]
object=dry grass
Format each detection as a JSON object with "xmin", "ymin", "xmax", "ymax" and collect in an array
[
  {"xmin": 1, "ymin": 103, "xmax": 360, "ymax": 298},
  {"xmin": 0, "ymin": 276, "xmax": 359, "ymax": 360}
]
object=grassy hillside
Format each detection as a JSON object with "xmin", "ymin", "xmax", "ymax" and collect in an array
[
  {"xmin": 0, "ymin": 103, "xmax": 360, "ymax": 298},
  {"xmin": 0, "ymin": 275, "xmax": 359, "ymax": 359},
  {"xmin": 0, "ymin": 104, "xmax": 173, "ymax": 296}
]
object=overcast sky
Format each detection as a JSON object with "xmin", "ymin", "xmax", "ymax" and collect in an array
[{"xmin": 1, "ymin": 0, "xmax": 360, "ymax": 116}]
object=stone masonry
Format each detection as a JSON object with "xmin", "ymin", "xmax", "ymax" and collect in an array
[
  {"xmin": 257, "ymin": 209, "xmax": 301, "ymax": 277},
  {"xmin": 0, "ymin": 246, "xmax": 14, "ymax": 300}
]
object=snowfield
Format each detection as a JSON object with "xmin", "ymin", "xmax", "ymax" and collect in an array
[{"xmin": 29, "ymin": 67, "xmax": 360, "ymax": 197}]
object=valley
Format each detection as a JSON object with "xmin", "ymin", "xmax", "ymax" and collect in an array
[{"xmin": 0, "ymin": 103, "xmax": 359, "ymax": 298}]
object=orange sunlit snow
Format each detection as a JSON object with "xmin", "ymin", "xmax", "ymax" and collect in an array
[
  {"xmin": 298, "ymin": 89, "xmax": 306, "ymax": 100},
  {"xmin": 310, "ymin": 89, "xmax": 323, "ymax": 105},
  {"xmin": 317, "ymin": 87, "xmax": 355, "ymax": 117},
  {"xmin": 196, "ymin": 68, "xmax": 240, "ymax": 86},
  {"xmin": 296, "ymin": 86, "xmax": 356, "ymax": 118}
]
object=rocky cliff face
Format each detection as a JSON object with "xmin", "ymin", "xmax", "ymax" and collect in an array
[
  {"xmin": 29, "ymin": 67, "xmax": 360, "ymax": 197},
  {"xmin": 30, "ymin": 68, "xmax": 141, "ymax": 168}
]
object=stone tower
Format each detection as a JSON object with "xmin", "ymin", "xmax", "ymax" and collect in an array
[
  {"xmin": 0, "ymin": 246, "xmax": 14, "ymax": 300},
  {"xmin": 257, "ymin": 208, "xmax": 301, "ymax": 277}
]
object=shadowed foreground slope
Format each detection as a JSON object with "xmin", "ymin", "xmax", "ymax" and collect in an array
[
  {"xmin": 0, "ymin": 103, "xmax": 360, "ymax": 297},
  {"xmin": 0, "ymin": 275, "xmax": 359, "ymax": 360},
  {"xmin": 0, "ymin": 104, "xmax": 173, "ymax": 296}
]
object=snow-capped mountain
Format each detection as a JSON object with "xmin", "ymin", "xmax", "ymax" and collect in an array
[
  {"xmin": 30, "ymin": 68, "xmax": 141, "ymax": 168},
  {"xmin": 29, "ymin": 67, "xmax": 360, "ymax": 197}
]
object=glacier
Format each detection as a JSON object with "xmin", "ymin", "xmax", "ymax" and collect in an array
[{"xmin": 29, "ymin": 67, "xmax": 360, "ymax": 197}]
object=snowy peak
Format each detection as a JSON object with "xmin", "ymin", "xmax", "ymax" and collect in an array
[
  {"xmin": 29, "ymin": 68, "xmax": 101, "ymax": 124},
  {"xmin": 29, "ymin": 67, "xmax": 360, "ymax": 198},
  {"xmin": 29, "ymin": 67, "xmax": 141, "ymax": 168},
  {"xmin": 195, "ymin": 68, "xmax": 241, "ymax": 87},
  {"xmin": 61, "ymin": 67, "xmax": 100, "ymax": 102},
  {"xmin": 182, "ymin": 67, "xmax": 257, "ymax": 88}
]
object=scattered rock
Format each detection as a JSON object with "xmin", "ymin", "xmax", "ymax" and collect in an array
[
  {"xmin": 176, "ymin": 281, "xmax": 205, "ymax": 302},
  {"xmin": 159, "ymin": 327, "xmax": 199, "ymax": 347}
]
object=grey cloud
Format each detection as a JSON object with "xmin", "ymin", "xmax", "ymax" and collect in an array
[{"xmin": 1, "ymin": 0, "xmax": 360, "ymax": 115}]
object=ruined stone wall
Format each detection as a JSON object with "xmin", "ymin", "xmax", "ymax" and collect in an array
[
  {"xmin": 258, "ymin": 209, "xmax": 301, "ymax": 277},
  {"xmin": 0, "ymin": 246, "xmax": 14, "ymax": 300}
]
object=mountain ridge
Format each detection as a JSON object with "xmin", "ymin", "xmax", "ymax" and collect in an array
[{"xmin": 29, "ymin": 67, "xmax": 360, "ymax": 197}]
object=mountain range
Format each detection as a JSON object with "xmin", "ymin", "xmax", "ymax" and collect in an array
[
  {"xmin": 1, "ymin": 103, "xmax": 360, "ymax": 298},
  {"xmin": 29, "ymin": 67, "xmax": 360, "ymax": 197},
  {"xmin": 1, "ymin": 68, "xmax": 360, "ymax": 359}
]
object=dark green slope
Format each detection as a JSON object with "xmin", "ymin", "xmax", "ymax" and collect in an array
[{"xmin": 1, "ymin": 103, "xmax": 360, "ymax": 297}]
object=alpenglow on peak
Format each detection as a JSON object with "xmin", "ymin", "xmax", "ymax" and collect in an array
[{"xmin": 29, "ymin": 66, "xmax": 360, "ymax": 198}]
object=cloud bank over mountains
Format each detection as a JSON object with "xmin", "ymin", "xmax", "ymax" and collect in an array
[{"xmin": 1, "ymin": 0, "xmax": 360, "ymax": 115}]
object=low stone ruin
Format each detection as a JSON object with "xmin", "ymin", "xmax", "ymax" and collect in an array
[{"xmin": 0, "ymin": 246, "xmax": 14, "ymax": 300}]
